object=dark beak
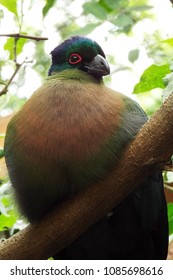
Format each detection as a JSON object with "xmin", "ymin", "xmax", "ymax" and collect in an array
[{"xmin": 84, "ymin": 54, "xmax": 110, "ymax": 77}]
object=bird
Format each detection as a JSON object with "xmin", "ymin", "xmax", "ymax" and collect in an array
[{"xmin": 4, "ymin": 36, "xmax": 168, "ymax": 259}]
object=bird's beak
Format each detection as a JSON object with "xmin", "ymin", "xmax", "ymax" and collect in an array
[{"xmin": 84, "ymin": 54, "xmax": 110, "ymax": 77}]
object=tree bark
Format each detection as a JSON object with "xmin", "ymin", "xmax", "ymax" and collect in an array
[{"xmin": 0, "ymin": 93, "xmax": 173, "ymax": 260}]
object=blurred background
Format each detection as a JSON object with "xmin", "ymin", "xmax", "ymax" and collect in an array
[{"xmin": 0, "ymin": 0, "xmax": 173, "ymax": 259}]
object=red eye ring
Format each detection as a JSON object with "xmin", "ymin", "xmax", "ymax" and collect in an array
[{"xmin": 69, "ymin": 53, "xmax": 82, "ymax": 65}]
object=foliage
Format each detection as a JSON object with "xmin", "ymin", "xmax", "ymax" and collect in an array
[
  {"xmin": 0, "ymin": 180, "xmax": 16, "ymax": 234},
  {"xmin": 0, "ymin": 0, "xmax": 173, "ymax": 247},
  {"xmin": 133, "ymin": 64, "xmax": 172, "ymax": 94},
  {"xmin": 168, "ymin": 203, "xmax": 173, "ymax": 236},
  {"xmin": 0, "ymin": 0, "xmax": 17, "ymax": 16},
  {"xmin": 0, "ymin": 148, "xmax": 4, "ymax": 158},
  {"xmin": 42, "ymin": 0, "xmax": 57, "ymax": 17},
  {"xmin": 128, "ymin": 49, "xmax": 140, "ymax": 63}
]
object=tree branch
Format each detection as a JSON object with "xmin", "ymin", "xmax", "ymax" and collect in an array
[
  {"xmin": 0, "ymin": 33, "xmax": 48, "ymax": 41},
  {"xmin": 0, "ymin": 93, "xmax": 173, "ymax": 260},
  {"xmin": 0, "ymin": 63, "xmax": 22, "ymax": 96},
  {"xmin": 0, "ymin": 33, "xmax": 48, "ymax": 97}
]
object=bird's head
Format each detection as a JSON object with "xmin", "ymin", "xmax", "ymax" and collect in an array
[{"xmin": 48, "ymin": 36, "xmax": 110, "ymax": 80}]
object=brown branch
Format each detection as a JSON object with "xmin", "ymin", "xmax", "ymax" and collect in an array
[
  {"xmin": 0, "ymin": 63, "xmax": 22, "ymax": 96},
  {"xmin": 0, "ymin": 93, "xmax": 173, "ymax": 260},
  {"xmin": 0, "ymin": 33, "xmax": 48, "ymax": 41},
  {"xmin": 14, "ymin": 38, "xmax": 18, "ymax": 64}
]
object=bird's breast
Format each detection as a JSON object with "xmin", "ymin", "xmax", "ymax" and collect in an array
[
  {"xmin": 17, "ymin": 80, "xmax": 123, "ymax": 156},
  {"xmin": 7, "ymin": 78, "xmax": 126, "ymax": 188}
]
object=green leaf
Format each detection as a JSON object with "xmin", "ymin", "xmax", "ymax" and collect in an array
[
  {"xmin": 42, "ymin": 0, "xmax": 56, "ymax": 17},
  {"xmin": 168, "ymin": 203, "xmax": 173, "ymax": 235},
  {"xmin": 70, "ymin": 23, "xmax": 101, "ymax": 36},
  {"xmin": 128, "ymin": 49, "xmax": 139, "ymax": 63},
  {"xmin": 133, "ymin": 64, "xmax": 171, "ymax": 94},
  {"xmin": 129, "ymin": 5, "xmax": 153, "ymax": 12},
  {"xmin": 161, "ymin": 38, "xmax": 173, "ymax": 47},
  {"xmin": 100, "ymin": 0, "xmax": 128, "ymax": 11},
  {"xmin": 0, "ymin": 149, "xmax": 4, "ymax": 159},
  {"xmin": 83, "ymin": 2, "xmax": 107, "ymax": 20},
  {"xmin": 4, "ymin": 37, "xmax": 27, "ymax": 60},
  {"xmin": 112, "ymin": 14, "xmax": 133, "ymax": 28},
  {"xmin": 4, "ymin": 38, "xmax": 14, "ymax": 60},
  {"xmin": 0, "ymin": 0, "xmax": 17, "ymax": 16},
  {"xmin": 0, "ymin": 212, "xmax": 17, "ymax": 231}
]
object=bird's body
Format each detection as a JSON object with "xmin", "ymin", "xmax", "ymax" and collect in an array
[{"xmin": 4, "ymin": 36, "xmax": 168, "ymax": 259}]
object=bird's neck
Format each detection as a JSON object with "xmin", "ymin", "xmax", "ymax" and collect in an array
[{"xmin": 47, "ymin": 69, "xmax": 104, "ymax": 85}]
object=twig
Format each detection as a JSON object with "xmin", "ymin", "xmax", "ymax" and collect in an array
[
  {"xmin": 0, "ymin": 63, "xmax": 22, "ymax": 96},
  {"xmin": 14, "ymin": 38, "xmax": 18, "ymax": 63},
  {"xmin": 164, "ymin": 183, "xmax": 173, "ymax": 191},
  {"xmin": 18, "ymin": 0, "xmax": 24, "ymax": 33},
  {"xmin": 0, "ymin": 33, "xmax": 48, "ymax": 41},
  {"xmin": 0, "ymin": 33, "xmax": 48, "ymax": 96}
]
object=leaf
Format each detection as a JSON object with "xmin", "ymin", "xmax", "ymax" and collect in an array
[
  {"xmin": 100, "ymin": 0, "xmax": 128, "ymax": 11},
  {"xmin": 161, "ymin": 38, "xmax": 173, "ymax": 47},
  {"xmin": 0, "ymin": 212, "xmax": 17, "ymax": 231},
  {"xmin": 0, "ymin": 0, "xmax": 17, "ymax": 16},
  {"xmin": 129, "ymin": 5, "xmax": 153, "ymax": 12},
  {"xmin": 70, "ymin": 23, "xmax": 101, "ymax": 36},
  {"xmin": 168, "ymin": 203, "xmax": 173, "ymax": 235},
  {"xmin": 112, "ymin": 14, "xmax": 133, "ymax": 28},
  {"xmin": 0, "ymin": 149, "xmax": 4, "ymax": 159},
  {"xmin": 128, "ymin": 49, "xmax": 139, "ymax": 63},
  {"xmin": 83, "ymin": 2, "xmax": 107, "ymax": 20},
  {"xmin": 133, "ymin": 64, "xmax": 171, "ymax": 94},
  {"xmin": 4, "ymin": 38, "xmax": 14, "ymax": 60},
  {"xmin": 42, "ymin": 0, "xmax": 56, "ymax": 17},
  {"xmin": 4, "ymin": 37, "xmax": 27, "ymax": 60}
]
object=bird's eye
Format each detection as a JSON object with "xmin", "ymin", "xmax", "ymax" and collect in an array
[{"xmin": 69, "ymin": 53, "xmax": 82, "ymax": 65}]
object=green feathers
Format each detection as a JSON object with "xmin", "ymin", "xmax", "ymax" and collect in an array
[{"xmin": 49, "ymin": 36, "xmax": 106, "ymax": 75}]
